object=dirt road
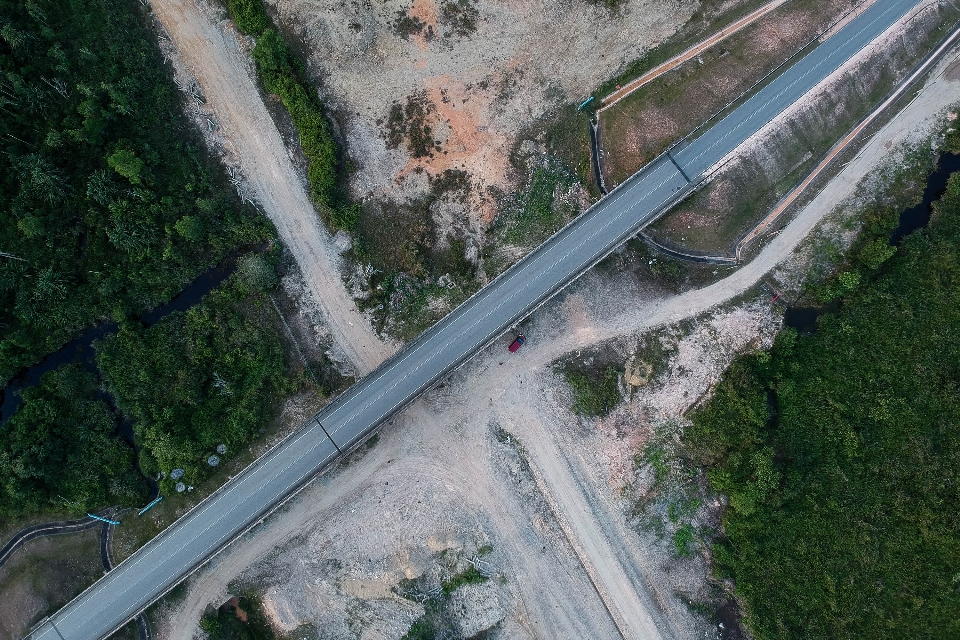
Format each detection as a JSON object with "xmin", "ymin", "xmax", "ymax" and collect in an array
[
  {"xmin": 156, "ymin": 28, "xmax": 960, "ymax": 640},
  {"xmin": 599, "ymin": 0, "xmax": 792, "ymax": 111},
  {"xmin": 151, "ymin": 0, "xmax": 394, "ymax": 376}
]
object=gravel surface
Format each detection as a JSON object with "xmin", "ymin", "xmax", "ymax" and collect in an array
[
  {"xmin": 151, "ymin": 0, "xmax": 396, "ymax": 376},
  {"xmin": 269, "ymin": 0, "xmax": 707, "ymax": 224}
]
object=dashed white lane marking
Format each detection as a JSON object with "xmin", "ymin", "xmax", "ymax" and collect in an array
[
  {"xmin": 677, "ymin": 0, "xmax": 912, "ymax": 172},
  {"xmin": 38, "ymin": 2, "xmax": 923, "ymax": 635},
  {"xmin": 57, "ymin": 424, "xmax": 329, "ymax": 631},
  {"xmin": 322, "ymin": 0, "xmax": 917, "ymax": 446},
  {"xmin": 327, "ymin": 164, "xmax": 686, "ymax": 441}
]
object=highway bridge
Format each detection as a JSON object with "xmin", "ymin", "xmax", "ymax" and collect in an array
[{"xmin": 27, "ymin": 1, "xmax": 924, "ymax": 637}]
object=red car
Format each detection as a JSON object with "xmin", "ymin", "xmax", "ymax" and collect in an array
[{"xmin": 508, "ymin": 335, "xmax": 526, "ymax": 353}]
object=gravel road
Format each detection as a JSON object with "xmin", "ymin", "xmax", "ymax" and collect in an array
[{"xmin": 151, "ymin": 0, "xmax": 395, "ymax": 376}]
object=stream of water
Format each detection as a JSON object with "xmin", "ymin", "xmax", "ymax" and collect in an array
[
  {"xmin": 0, "ymin": 260, "xmax": 237, "ymax": 427},
  {"xmin": 785, "ymin": 151, "xmax": 960, "ymax": 333}
]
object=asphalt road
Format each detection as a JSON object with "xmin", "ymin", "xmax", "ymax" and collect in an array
[{"xmin": 26, "ymin": 1, "xmax": 921, "ymax": 638}]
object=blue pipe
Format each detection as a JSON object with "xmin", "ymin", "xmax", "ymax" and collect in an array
[{"xmin": 137, "ymin": 496, "xmax": 163, "ymax": 516}]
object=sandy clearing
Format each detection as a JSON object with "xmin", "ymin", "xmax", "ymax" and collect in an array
[
  {"xmin": 151, "ymin": 0, "xmax": 395, "ymax": 376},
  {"xmin": 501, "ymin": 394, "xmax": 672, "ymax": 640},
  {"xmin": 156, "ymin": 32, "xmax": 960, "ymax": 640}
]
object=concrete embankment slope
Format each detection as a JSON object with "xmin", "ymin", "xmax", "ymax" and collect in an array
[{"xmin": 26, "ymin": 1, "xmax": 921, "ymax": 638}]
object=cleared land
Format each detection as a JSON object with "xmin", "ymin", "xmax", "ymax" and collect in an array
[
  {"xmin": 267, "ymin": 0, "xmax": 699, "ymax": 223},
  {"xmin": 153, "ymin": 41, "xmax": 960, "ymax": 640}
]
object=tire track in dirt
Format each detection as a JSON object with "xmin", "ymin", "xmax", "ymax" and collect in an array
[{"xmin": 151, "ymin": 0, "xmax": 395, "ymax": 376}]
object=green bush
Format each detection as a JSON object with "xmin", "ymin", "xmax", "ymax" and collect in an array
[
  {"xmin": 237, "ymin": 254, "xmax": 279, "ymax": 292},
  {"xmin": 0, "ymin": 364, "xmax": 147, "ymax": 517},
  {"xmin": 200, "ymin": 594, "xmax": 275, "ymax": 640},
  {"xmin": 98, "ymin": 273, "xmax": 292, "ymax": 491},
  {"xmin": 565, "ymin": 366, "xmax": 622, "ymax": 417},
  {"xmin": 228, "ymin": 0, "xmax": 269, "ymax": 35},
  {"xmin": 252, "ymin": 29, "xmax": 342, "ymax": 224},
  {"xmin": 107, "ymin": 149, "xmax": 145, "ymax": 184}
]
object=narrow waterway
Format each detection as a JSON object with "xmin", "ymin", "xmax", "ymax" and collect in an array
[
  {"xmin": 785, "ymin": 151, "xmax": 960, "ymax": 333},
  {"xmin": 0, "ymin": 259, "xmax": 237, "ymax": 425}
]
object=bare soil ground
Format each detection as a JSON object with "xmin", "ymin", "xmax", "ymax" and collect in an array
[
  {"xmin": 153, "ymin": 50, "xmax": 960, "ymax": 640},
  {"xmin": 266, "ymin": 0, "xmax": 704, "ymax": 232},
  {"xmin": 599, "ymin": 0, "xmax": 859, "ymax": 184},
  {"xmin": 0, "ymin": 528, "xmax": 103, "ymax": 640},
  {"xmin": 151, "ymin": 0, "xmax": 396, "ymax": 377}
]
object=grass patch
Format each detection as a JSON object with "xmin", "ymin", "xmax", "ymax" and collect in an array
[
  {"xmin": 592, "ymin": 0, "xmax": 770, "ymax": 100},
  {"xmin": 495, "ymin": 156, "xmax": 580, "ymax": 251},
  {"xmin": 440, "ymin": 0, "xmax": 479, "ymax": 38},
  {"xmin": 349, "ymin": 172, "xmax": 478, "ymax": 341},
  {"xmin": 441, "ymin": 564, "xmax": 487, "ymax": 595},
  {"xmin": 564, "ymin": 366, "xmax": 621, "ymax": 417},
  {"xmin": 631, "ymin": 422, "xmax": 709, "ymax": 558},
  {"xmin": 0, "ymin": 527, "xmax": 104, "ymax": 638}
]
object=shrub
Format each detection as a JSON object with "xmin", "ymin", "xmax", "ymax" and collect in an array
[
  {"xmin": 107, "ymin": 148, "xmax": 144, "ymax": 184},
  {"xmin": 565, "ymin": 366, "xmax": 622, "ymax": 417},
  {"xmin": 252, "ymin": 29, "xmax": 342, "ymax": 223},
  {"xmin": 0, "ymin": 364, "xmax": 147, "ymax": 516},
  {"xmin": 686, "ymin": 171, "xmax": 960, "ymax": 637},
  {"xmin": 440, "ymin": 0, "xmax": 479, "ymax": 37},
  {"xmin": 228, "ymin": 0, "xmax": 269, "ymax": 35}
]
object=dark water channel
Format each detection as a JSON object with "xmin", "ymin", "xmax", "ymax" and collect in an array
[
  {"xmin": 785, "ymin": 151, "xmax": 960, "ymax": 334},
  {"xmin": 0, "ymin": 260, "xmax": 237, "ymax": 427}
]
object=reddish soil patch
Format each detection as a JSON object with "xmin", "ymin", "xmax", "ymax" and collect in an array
[
  {"xmin": 220, "ymin": 596, "xmax": 249, "ymax": 622},
  {"xmin": 408, "ymin": 0, "xmax": 439, "ymax": 51},
  {"xmin": 396, "ymin": 75, "xmax": 510, "ymax": 223}
]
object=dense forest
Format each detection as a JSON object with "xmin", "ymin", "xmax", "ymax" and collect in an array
[
  {"xmin": 688, "ymin": 162, "xmax": 960, "ymax": 637},
  {"xmin": 0, "ymin": 0, "xmax": 305, "ymax": 517},
  {"xmin": 0, "ymin": 0, "xmax": 271, "ymax": 382}
]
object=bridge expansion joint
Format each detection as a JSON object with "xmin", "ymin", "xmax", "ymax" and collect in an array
[
  {"xmin": 315, "ymin": 419, "xmax": 342, "ymax": 453},
  {"xmin": 666, "ymin": 151, "xmax": 692, "ymax": 184}
]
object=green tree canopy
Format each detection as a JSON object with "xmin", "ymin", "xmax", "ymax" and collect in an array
[
  {"xmin": 688, "ymin": 173, "xmax": 960, "ymax": 638},
  {"xmin": 0, "ymin": 364, "xmax": 146, "ymax": 517}
]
